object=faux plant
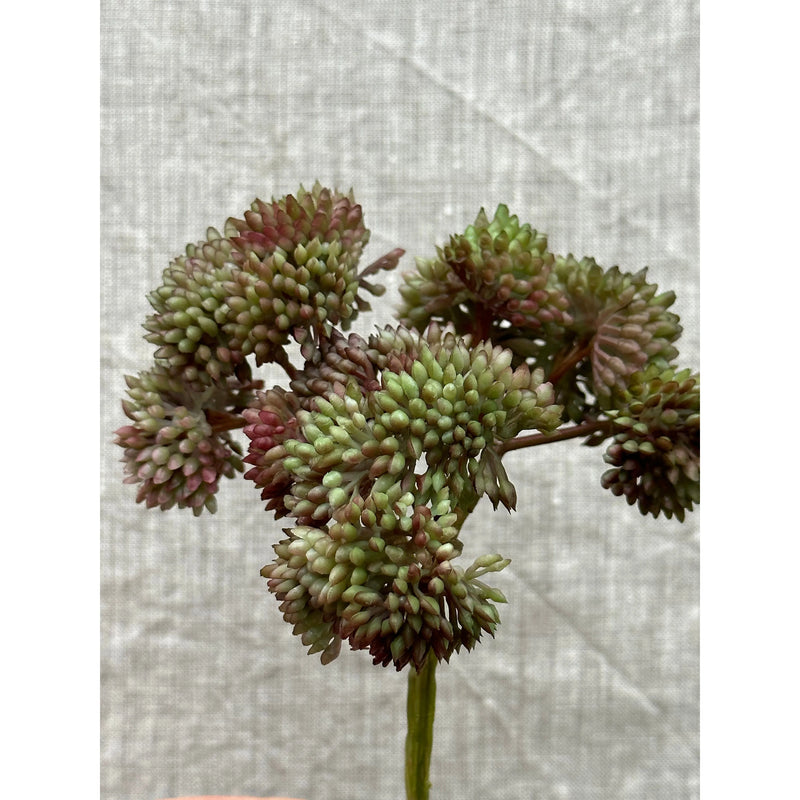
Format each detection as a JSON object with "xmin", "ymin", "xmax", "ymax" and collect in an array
[{"xmin": 115, "ymin": 183, "xmax": 699, "ymax": 800}]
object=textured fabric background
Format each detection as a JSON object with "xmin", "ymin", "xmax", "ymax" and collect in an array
[{"xmin": 100, "ymin": 2, "xmax": 699, "ymax": 799}]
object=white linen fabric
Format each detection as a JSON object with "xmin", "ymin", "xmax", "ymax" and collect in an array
[{"xmin": 100, "ymin": 2, "xmax": 699, "ymax": 799}]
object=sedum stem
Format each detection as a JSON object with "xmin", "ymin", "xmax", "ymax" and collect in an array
[
  {"xmin": 405, "ymin": 655, "xmax": 437, "ymax": 800},
  {"xmin": 499, "ymin": 418, "xmax": 614, "ymax": 454}
]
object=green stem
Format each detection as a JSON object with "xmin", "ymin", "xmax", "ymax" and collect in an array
[{"xmin": 405, "ymin": 656, "xmax": 437, "ymax": 800}]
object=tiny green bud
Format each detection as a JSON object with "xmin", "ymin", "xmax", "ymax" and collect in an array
[
  {"xmin": 351, "ymin": 566, "xmax": 368, "ymax": 586},
  {"xmin": 411, "ymin": 360, "xmax": 429, "ymax": 388},
  {"xmin": 327, "ymin": 562, "xmax": 350, "ymax": 587},
  {"xmin": 327, "ymin": 487, "xmax": 349, "ymax": 508},
  {"xmin": 322, "ymin": 470, "xmax": 343, "ymax": 489}
]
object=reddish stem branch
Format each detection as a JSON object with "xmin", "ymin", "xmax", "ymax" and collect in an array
[
  {"xmin": 472, "ymin": 306, "xmax": 494, "ymax": 343},
  {"xmin": 499, "ymin": 418, "xmax": 613, "ymax": 455},
  {"xmin": 205, "ymin": 409, "xmax": 247, "ymax": 434},
  {"xmin": 273, "ymin": 347, "xmax": 299, "ymax": 381},
  {"xmin": 547, "ymin": 340, "xmax": 592, "ymax": 387}
]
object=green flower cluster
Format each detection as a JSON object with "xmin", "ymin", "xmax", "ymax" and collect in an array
[
  {"xmin": 114, "ymin": 366, "xmax": 248, "ymax": 515},
  {"xmin": 247, "ymin": 325, "xmax": 563, "ymax": 519},
  {"xmin": 144, "ymin": 182, "xmax": 401, "ymax": 382},
  {"xmin": 551, "ymin": 254, "xmax": 682, "ymax": 401},
  {"xmin": 246, "ymin": 325, "xmax": 563, "ymax": 669},
  {"xmin": 601, "ymin": 365, "xmax": 700, "ymax": 521},
  {"xmin": 115, "ymin": 187, "xmax": 700, "ymax": 673},
  {"xmin": 399, "ymin": 208, "xmax": 682, "ymax": 413},
  {"xmin": 117, "ymin": 185, "xmax": 401, "ymax": 515},
  {"xmin": 398, "ymin": 205, "xmax": 570, "ymax": 336},
  {"xmin": 264, "ymin": 504, "xmax": 511, "ymax": 671},
  {"xmin": 397, "ymin": 206, "xmax": 696, "ymax": 520}
]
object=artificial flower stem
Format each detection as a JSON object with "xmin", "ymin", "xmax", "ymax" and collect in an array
[
  {"xmin": 405, "ymin": 655, "xmax": 437, "ymax": 800},
  {"xmin": 499, "ymin": 418, "xmax": 614, "ymax": 454}
]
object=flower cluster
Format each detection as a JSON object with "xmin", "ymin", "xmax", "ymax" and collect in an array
[
  {"xmin": 115, "ymin": 186, "xmax": 700, "ymax": 672},
  {"xmin": 398, "ymin": 207, "xmax": 696, "ymax": 521},
  {"xmin": 551, "ymin": 254, "xmax": 682, "ymax": 400},
  {"xmin": 245, "ymin": 325, "xmax": 563, "ymax": 668},
  {"xmin": 398, "ymin": 205, "xmax": 570, "ymax": 337},
  {"xmin": 601, "ymin": 365, "xmax": 700, "ymax": 521},
  {"xmin": 114, "ymin": 366, "xmax": 250, "ymax": 515},
  {"xmin": 116, "ymin": 185, "xmax": 402, "ymax": 514},
  {"xmin": 143, "ymin": 182, "xmax": 402, "ymax": 382},
  {"xmin": 401, "ymin": 213, "xmax": 683, "ymax": 410},
  {"xmin": 246, "ymin": 326, "xmax": 563, "ymax": 517},
  {"xmin": 237, "ymin": 386, "xmax": 303, "ymax": 519},
  {"xmin": 263, "ymin": 503, "xmax": 512, "ymax": 671}
]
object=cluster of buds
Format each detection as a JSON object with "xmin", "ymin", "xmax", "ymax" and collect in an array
[
  {"xmin": 143, "ymin": 182, "xmax": 401, "ymax": 381},
  {"xmin": 551, "ymin": 254, "xmax": 682, "ymax": 400},
  {"xmin": 400, "ymin": 212, "xmax": 682, "ymax": 417},
  {"xmin": 601, "ymin": 365, "xmax": 700, "ymax": 521},
  {"xmin": 116, "ymin": 186, "xmax": 700, "ymax": 672},
  {"xmin": 263, "ymin": 496, "xmax": 511, "ymax": 671},
  {"xmin": 117, "ymin": 185, "xmax": 401, "ymax": 515},
  {"xmin": 398, "ymin": 205, "xmax": 570, "ymax": 337},
  {"xmin": 114, "ymin": 366, "xmax": 249, "ymax": 515},
  {"xmin": 245, "ymin": 325, "xmax": 563, "ymax": 668},
  {"xmin": 398, "ymin": 209, "xmax": 697, "ymax": 518},
  {"xmin": 238, "ymin": 386, "xmax": 304, "ymax": 519},
  {"xmin": 143, "ymin": 233, "xmax": 244, "ymax": 383},
  {"xmin": 247, "ymin": 325, "xmax": 562, "ymax": 519}
]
